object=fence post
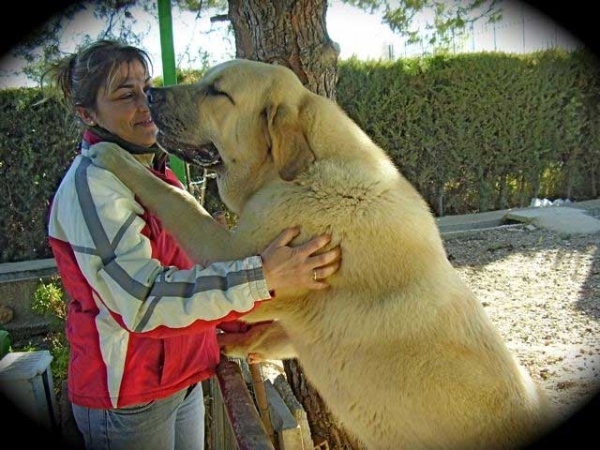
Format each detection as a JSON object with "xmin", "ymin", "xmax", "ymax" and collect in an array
[
  {"xmin": 215, "ymin": 359, "xmax": 275, "ymax": 450},
  {"xmin": 249, "ymin": 362, "xmax": 276, "ymax": 443}
]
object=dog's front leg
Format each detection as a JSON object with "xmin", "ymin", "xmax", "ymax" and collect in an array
[
  {"xmin": 87, "ymin": 142, "xmax": 252, "ymax": 263},
  {"xmin": 218, "ymin": 321, "xmax": 297, "ymax": 362}
]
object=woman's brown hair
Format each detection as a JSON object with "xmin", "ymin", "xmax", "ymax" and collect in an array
[{"xmin": 43, "ymin": 39, "xmax": 153, "ymax": 114}]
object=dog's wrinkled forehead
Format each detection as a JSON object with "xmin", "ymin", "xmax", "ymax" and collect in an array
[
  {"xmin": 202, "ymin": 59, "xmax": 305, "ymax": 102},
  {"xmin": 205, "ymin": 59, "xmax": 289, "ymax": 80}
]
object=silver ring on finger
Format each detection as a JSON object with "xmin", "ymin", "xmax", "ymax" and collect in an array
[{"xmin": 312, "ymin": 269, "xmax": 318, "ymax": 281}]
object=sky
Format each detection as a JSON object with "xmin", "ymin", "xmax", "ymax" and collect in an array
[{"xmin": 0, "ymin": 1, "xmax": 584, "ymax": 89}]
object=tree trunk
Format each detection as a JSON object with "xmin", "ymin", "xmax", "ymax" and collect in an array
[
  {"xmin": 284, "ymin": 359, "xmax": 363, "ymax": 450},
  {"xmin": 228, "ymin": 0, "xmax": 339, "ymax": 99},
  {"xmin": 227, "ymin": 1, "xmax": 358, "ymax": 449}
]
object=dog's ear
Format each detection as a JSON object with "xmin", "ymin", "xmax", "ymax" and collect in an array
[{"xmin": 265, "ymin": 102, "xmax": 315, "ymax": 181}]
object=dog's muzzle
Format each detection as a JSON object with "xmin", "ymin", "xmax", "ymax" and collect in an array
[
  {"xmin": 155, "ymin": 132, "xmax": 221, "ymax": 168},
  {"xmin": 145, "ymin": 88, "xmax": 222, "ymax": 167}
]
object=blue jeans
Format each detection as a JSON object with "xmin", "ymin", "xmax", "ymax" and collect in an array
[{"xmin": 72, "ymin": 383, "xmax": 204, "ymax": 450}]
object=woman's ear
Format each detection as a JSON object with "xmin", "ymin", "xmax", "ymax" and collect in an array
[{"xmin": 76, "ymin": 106, "xmax": 97, "ymax": 126}]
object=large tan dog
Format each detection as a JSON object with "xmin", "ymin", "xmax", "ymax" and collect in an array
[{"xmin": 89, "ymin": 59, "xmax": 557, "ymax": 449}]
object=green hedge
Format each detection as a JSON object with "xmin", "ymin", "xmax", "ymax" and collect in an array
[
  {"xmin": 336, "ymin": 49, "xmax": 600, "ymax": 215},
  {"xmin": 0, "ymin": 89, "xmax": 80, "ymax": 263},
  {"xmin": 1, "ymin": 49, "xmax": 599, "ymax": 263}
]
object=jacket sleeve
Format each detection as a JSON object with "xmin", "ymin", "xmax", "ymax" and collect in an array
[{"xmin": 58, "ymin": 157, "xmax": 272, "ymax": 335}]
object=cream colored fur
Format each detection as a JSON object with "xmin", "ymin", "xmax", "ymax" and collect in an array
[{"xmin": 89, "ymin": 59, "xmax": 557, "ymax": 449}]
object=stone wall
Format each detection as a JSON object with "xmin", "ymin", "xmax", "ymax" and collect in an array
[{"xmin": 0, "ymin": 259, "xmax": 59, "ymax": 342}]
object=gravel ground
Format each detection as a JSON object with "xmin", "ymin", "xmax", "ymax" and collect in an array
[{"xmin": 443, "ymin": 225, "xmax": 600, "ymax": 423}]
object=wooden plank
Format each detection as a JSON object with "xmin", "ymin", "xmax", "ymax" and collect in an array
[
  {"xmin": 273, "ymin": 374, "xmax": 314, "ymax": 449},
  {"xmin": 215, "ymin": 359, "xmax": 275, "ymax": 450},
  {"xmin": 249, "ymin": 363, "xmax": 276, "ymax": 444},
  {"xmin": 209, "ymin": 376, "xmax": 235, "ymax": 450},
  {"xmin": 265, "ymin": 380, "xmax": 305, "ymax": 450},
  {"xmin": 265, "ymin": 379, "xmax": 298, "ymax": 431}
]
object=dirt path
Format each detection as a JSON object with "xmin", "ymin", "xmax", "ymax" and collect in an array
[{"xmin": 443, "ymin": 225, "xmax": 600, "ymax": 422}]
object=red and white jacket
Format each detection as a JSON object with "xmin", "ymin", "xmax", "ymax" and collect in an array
[{"xmin": 47, "ymin": 133, "xmax": 271, "ymax": 409}]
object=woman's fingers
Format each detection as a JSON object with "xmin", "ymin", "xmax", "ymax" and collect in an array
[
  {"xmin": 309, "ymin": 258, "xmax": 342, "ymax": 290},
  {"xmin": 296, "ymin": 232, "xmax": 333, "ymax": 256},
  {"xmin": 266, "ymin": 227, "xmax": 301, "ymax": 249},
  {"xmin": 313, "ymin": 258, "xmax": 342, "ymax": 280},
  {"xmin": 260, "ymin": 228, "xmax": 342, "ymax": 292},
  {"xmin": 309, "ymin": 245, "xmax": 342, "ymax": 267},
  {"xmin": 212, "ymin": 210, "xmax": 228, "ymax": 228},
  {"xmin": 305, "ymin": 245, "xmax": 342, "ymax": 289},
  {"xmin": 265, "ymin": 228, "xmax": 336, "ymax": 261}
]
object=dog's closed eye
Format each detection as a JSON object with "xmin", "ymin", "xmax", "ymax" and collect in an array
[{"xmin": 206, "ymin": 85, "xmax": 235, "ymax": 104}]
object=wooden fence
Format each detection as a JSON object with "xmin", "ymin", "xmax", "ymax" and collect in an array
[{"xmin": 210, "ymin": 358, "xmax": 315, "ymax": 450}]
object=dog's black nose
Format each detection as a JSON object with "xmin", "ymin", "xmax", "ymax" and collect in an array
[{"xmin": 146, "ymin": 87, "xmax": 165, "ymax": 105}]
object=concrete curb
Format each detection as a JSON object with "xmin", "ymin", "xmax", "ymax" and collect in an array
[
  {"xmin": 505, "ymin": 207, "xmax": 600, "ymax": 235},
  {"xmin": 437, "ymin": 198, "xmax": 600, "ymax": 237}
]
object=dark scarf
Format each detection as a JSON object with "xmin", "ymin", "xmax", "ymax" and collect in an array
[{"xmin": 83, "ymin": 125, "xmax": 168, "ymax": 171}]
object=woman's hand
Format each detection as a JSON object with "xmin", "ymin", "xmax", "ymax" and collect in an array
[{"xmin": 260, "ymin": 227, "xmax": 342, "ymax": 292}]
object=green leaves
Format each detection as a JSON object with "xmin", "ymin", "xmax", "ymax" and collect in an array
[
  {"xmin": 336, "ymin": 49, "xmax": 600, "ymax": 215},
  {"xmin": 0, "ymin": 89, "xmax": 79, "ymax": 263}
]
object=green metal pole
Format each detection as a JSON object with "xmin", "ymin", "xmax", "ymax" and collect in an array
[{"xmin": 157, "ymin": 0, "xmax": 187, "ymax": 185}]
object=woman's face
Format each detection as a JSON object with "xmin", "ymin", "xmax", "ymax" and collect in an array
[{"xmin": 89, "ymin": 59, "xmax": 158, "ymax": 147}]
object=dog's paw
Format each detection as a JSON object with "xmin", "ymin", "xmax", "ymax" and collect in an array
[
  {"xmin": 247, "ymin": 352, "xmax": 267, "ymax": 364},
  {"xmin": 217, "ymin": 332, "xmax": 252, "ymax": 359},
  {"xmin": 88, "ymin": 142, "xmax": 135, "ymax": 171}
]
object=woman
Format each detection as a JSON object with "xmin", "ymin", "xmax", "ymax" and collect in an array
[{"xmin": 44, "ymin": 39, "xmax": 341, "ymax": 450}]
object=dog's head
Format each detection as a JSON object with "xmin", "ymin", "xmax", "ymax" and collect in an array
[{"xmin": 147, "ymin": 59, "xmax": 316, "ymax": 213}]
